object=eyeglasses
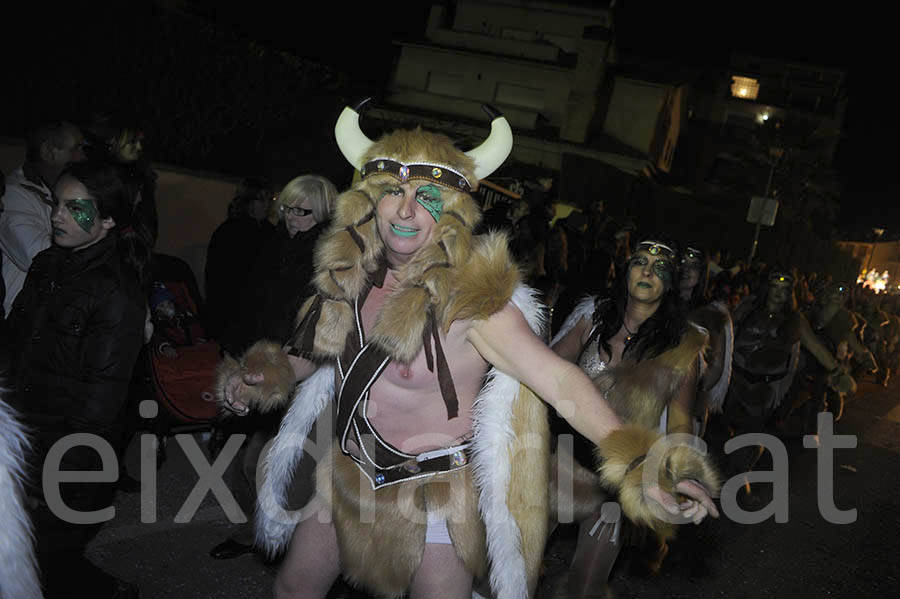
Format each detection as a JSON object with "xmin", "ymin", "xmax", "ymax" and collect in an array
[{"xmin": 280, "ymin": 205, "xmax": 313, "ymax": 217}]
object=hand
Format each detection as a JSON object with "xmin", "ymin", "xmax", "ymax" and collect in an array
[
  {"xmin": 221, "ymin": 370, "xmax": 265, "ymax": 416},
  {"xmin": 646, "ymin": 479, "xmax": 720, "ymax": 525}
]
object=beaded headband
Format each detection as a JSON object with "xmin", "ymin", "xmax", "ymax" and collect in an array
[
  {"xmin": 636, "ymin": 241, "xmax": 676, "ymax": 260},
  {"xmin": 360, "ymin": 158, "xmax": 473, "ymax": 194}
]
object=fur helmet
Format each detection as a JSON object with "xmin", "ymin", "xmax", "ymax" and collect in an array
[{"xmin": 291, "ymin": 101, "xmax": 514, "ymax": 364}]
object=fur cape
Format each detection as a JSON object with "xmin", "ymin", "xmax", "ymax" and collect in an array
[
  {"xmin": 242, "ymin": 125, "xmax": 552, "ymax": 599},
  {"xmin": 0, "ymin": 397, "xmax": 41, "ymax": 599}
]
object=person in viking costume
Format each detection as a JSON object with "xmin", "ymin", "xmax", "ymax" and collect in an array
[
  {"xmin": 679, "ymin": 245, "xmax": 733, "ymax": 437},
  {"xmin": 550, "ymin": 237, "xmax": 721, "ymax": 598},
  {"xmin": 216, "ymin": 102, "xmax": 719, "ymax": 599},
  {"xmin": 777, "ymin": 282, "xmax": 864, "ymax": 429},
  {"xmin": 725, "ymin": 270, "xmax": 852, "ymax": 499}
]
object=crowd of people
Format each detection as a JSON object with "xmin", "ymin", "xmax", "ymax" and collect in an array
[{"xmin": 0, "ymin": 107, "xmax": 895, "ymax": 599}]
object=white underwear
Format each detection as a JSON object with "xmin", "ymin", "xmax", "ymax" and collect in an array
[{"xmin": 425, "ymin": 512, "xmax": 453, "ymax": 545}]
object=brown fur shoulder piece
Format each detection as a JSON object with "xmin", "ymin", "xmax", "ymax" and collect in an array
[
  {"xmin": 593, "ymin": 425, "xmax": 721, "ymax": 540},
  {"xmin": 290, "ymin": 127, "xmax": 500, "ymax": 364},
  {"xmin": 214, "ymin": 340, "xmax": 295, "ymax": 414},
  {"xmin": 592, "ymin": 324, "xmax": 708, "ymax": 430}
]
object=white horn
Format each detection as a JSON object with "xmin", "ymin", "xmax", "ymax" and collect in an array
[
  {"xmin": 465, "ymin": 105, "xmax": 513, "ymax": 180},
  {"xmin": 334, "ymin": 99, "xmax": 375, "ymax": 171}
]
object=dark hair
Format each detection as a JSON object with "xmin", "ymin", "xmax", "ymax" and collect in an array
[
  {"xmin": 736, "ymin": 263, "xmax": 799, "ymax": 330},
  {"xmin": 682, "ymin": 243, "xmax": 710, "ymax": 310},
  {"xmin": 592, "ymin": 235, "xmax": 688, "ymax": 362},
  {"xmin": 58, "ymin": 160, "xmax": 152, "ymax": 291},
  {"xmin": 227, "ymin": 176, "xmax": 271, "ymax": 219}
]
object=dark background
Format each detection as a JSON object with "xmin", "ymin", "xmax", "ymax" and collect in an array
[{"xmin": 2, "ymin": 1, "xmax": 886, "ymax": 230}]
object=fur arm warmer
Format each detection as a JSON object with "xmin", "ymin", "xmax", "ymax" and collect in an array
[
  {"xmin": 593, "ymin": 425, "xmax": 721, "ymax": 538},
  {"xmin": 214, "ymin": 340, "xmax": 296, "ymax": 414}
]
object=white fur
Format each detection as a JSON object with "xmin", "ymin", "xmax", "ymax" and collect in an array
[
  {"xmin": 550, "ymin": 295, "xmax": 596, "ymax": 347},
  {"xmin": 255, "ymin": 285, "xmax": 547, "ymax": 599},
  {"xmin": 255, "ymin": 365, "xmax": 335, "ymax": 557},
  {"xmin": 705, "ymin": 301, "xmax": 734, "ymax": 413},
  {"xmin": 471, "ymin": 284, "xmax": 546, "ymax": 599},
  {"xmin": 0, "ymin": 398, "xmax": 41, "ymax": 599}
]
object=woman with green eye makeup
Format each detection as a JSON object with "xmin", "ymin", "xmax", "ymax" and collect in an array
[
  {"xmin": 6, "ymin": 160, "xmax": 151, "ymax": 597},
  {"xmin": 549, "ymin": 236, "xmax": 717, "ymax": 598}
]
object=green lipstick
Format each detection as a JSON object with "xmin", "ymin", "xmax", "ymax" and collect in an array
[{"xmin": 391, "ymin": 224, "xmax": 418, "ymax": 237}]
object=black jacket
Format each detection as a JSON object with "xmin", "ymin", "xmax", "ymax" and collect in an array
[
  {"xmin": 204, "ymin": 216, "xmax": 273, "ymax": 339},
  {"xmin": 220, "ymin": 221, "xmax": 325, "ymax": 356},
  {"xmin": 7, "ymin": 235, "xmax": 145, "ymax": 444}
]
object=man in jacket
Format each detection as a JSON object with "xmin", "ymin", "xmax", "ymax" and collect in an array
[{"xmin": 0, "ymin": 120, "xmax": 86, "ymax": 313}]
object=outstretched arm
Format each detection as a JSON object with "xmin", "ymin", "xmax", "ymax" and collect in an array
[
  {"xmin": 467, "ymin": 302, "xmax": 622, "ymax": 445},
  {"xmin": 468, "ymin": 302, "xmax": 719, "ymax": 523},
  {"xmin": 219, "ymin": 343, "xmax": 318, "ymax": 415}
]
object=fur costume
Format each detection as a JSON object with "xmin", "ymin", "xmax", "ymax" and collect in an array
[
  {"xmin": 255, "ymin": 283, "xmax": 550, "ymax": 599},
  {"xmin": 238, "ymin": 114, "xmax": 550, "ymax": 599},
  {"xmin": 0, "ymin": 397, "xmax": 41, "ymax": 599},
  {"xmin": 552, "ymin": 295, "xmax": 722, "ymax": 540}
]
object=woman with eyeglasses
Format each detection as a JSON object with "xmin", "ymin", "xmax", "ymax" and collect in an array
[
  {"xmin": 209, "ymin": 174, "xmax": 337, "ymax": 561},
  {"xmin": 548, "ymin": 236, "xmax": 719, "ymax": 598}
]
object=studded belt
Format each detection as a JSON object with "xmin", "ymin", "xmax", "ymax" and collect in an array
[{"xmin": 351, "ymin": 442, "xmax": 472, "ymax": 490}]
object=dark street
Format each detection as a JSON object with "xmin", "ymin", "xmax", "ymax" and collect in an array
[{"xmin": 86, "ymin": 376, "xmax": 900, "ymax": 598}]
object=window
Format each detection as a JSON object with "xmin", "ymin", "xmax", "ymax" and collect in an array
[{"xmin": 730, "ymin": 76, "xmax": 759, "ymax": 100}]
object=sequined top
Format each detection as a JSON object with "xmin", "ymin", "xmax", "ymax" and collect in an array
[{"xmin": 576, "ymin": 327, "xmax": 608, "ymax": 378}]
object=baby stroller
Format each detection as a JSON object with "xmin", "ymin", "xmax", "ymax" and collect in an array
[{"xmin": 133, "ymin": 254, "xmax": 222, "ymax": 465}]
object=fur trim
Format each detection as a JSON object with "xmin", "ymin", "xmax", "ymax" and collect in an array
[
  {"xmin": 471, "ymin": 284, "xmax": 548, "ymax": 599},
  {"xmin": 0, "ymin": 398, "xmax": 41, "ymax": 599},
  {"xmin": 550, "ymin": 294, "xmax": 596, "ymax": 347},
  {"xmin": 690, "ymin": 301, "xmax": 733, "ymax": 414},
  {"xmin": 215, "ymin": 340, "xmax": 296, "ymax": 414},
  {"xmin": 594, "ymin": 425, "xmax": 721, "ymax": 540},
  {"xmin": 255, "ymin": 365, "xmax": 335, "ymax": 556}
]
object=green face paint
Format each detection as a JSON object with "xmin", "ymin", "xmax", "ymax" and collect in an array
[
  {"xmin": 415, "ymin": 184, "xmax": 443, "ymax": 222},
  {"xmin": 629, "ymin": 255, "xmax": 675, "ymax": 284},
  {"xmin": 651, "ymin": 259, "xmax": 674, "ymax": 283},
  {"xmin": 65, "ymin": 198, "xmax": 99, "ymax": 233}
]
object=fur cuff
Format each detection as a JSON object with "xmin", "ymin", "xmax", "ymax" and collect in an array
[
  {"xmin": 214, "ymin": 340, "xmax": 296, "ymax": 414},
  {"xmin": 594, "ymin": 425, "xmax": 721, "ymax": 537}
]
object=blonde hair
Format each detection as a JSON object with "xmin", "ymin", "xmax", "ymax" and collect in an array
[{"xmin": 276, "ymin": 175, "xmax": 338, "ymax": 224}]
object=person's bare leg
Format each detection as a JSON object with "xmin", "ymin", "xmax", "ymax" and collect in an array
[
  {"xmin": 409, "ymin": 543, "xmax": 473, "ymax": 599},
  {"xmin": 567, "ymin": 511, "xmax": 621, "ymax": 598},
  {"xmin": 274, "ymin": 516, "xmax": 341, "ymax": 599}
]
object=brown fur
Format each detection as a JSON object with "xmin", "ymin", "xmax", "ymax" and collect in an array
[
  {"xmin": 214, "ymin": 340, "xmax": 295, "ymax": 414},
  {"xmin": 505, "ymin": 385, "xmax": 551, "ymax": 595},
  {"xmin": 593, "ymin": 425, "xmax": 722, "ymax": 540},
  {"xmin": 593, "ymin": 325, "xmax": 708, "ymax": 429},
  {"xmin": 320, "ymin": 442, "xmax": 485, "ymax": 597},
  {"xmin": 293, "ymin": 127, "xmax": 495, "ymax": 364}
]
